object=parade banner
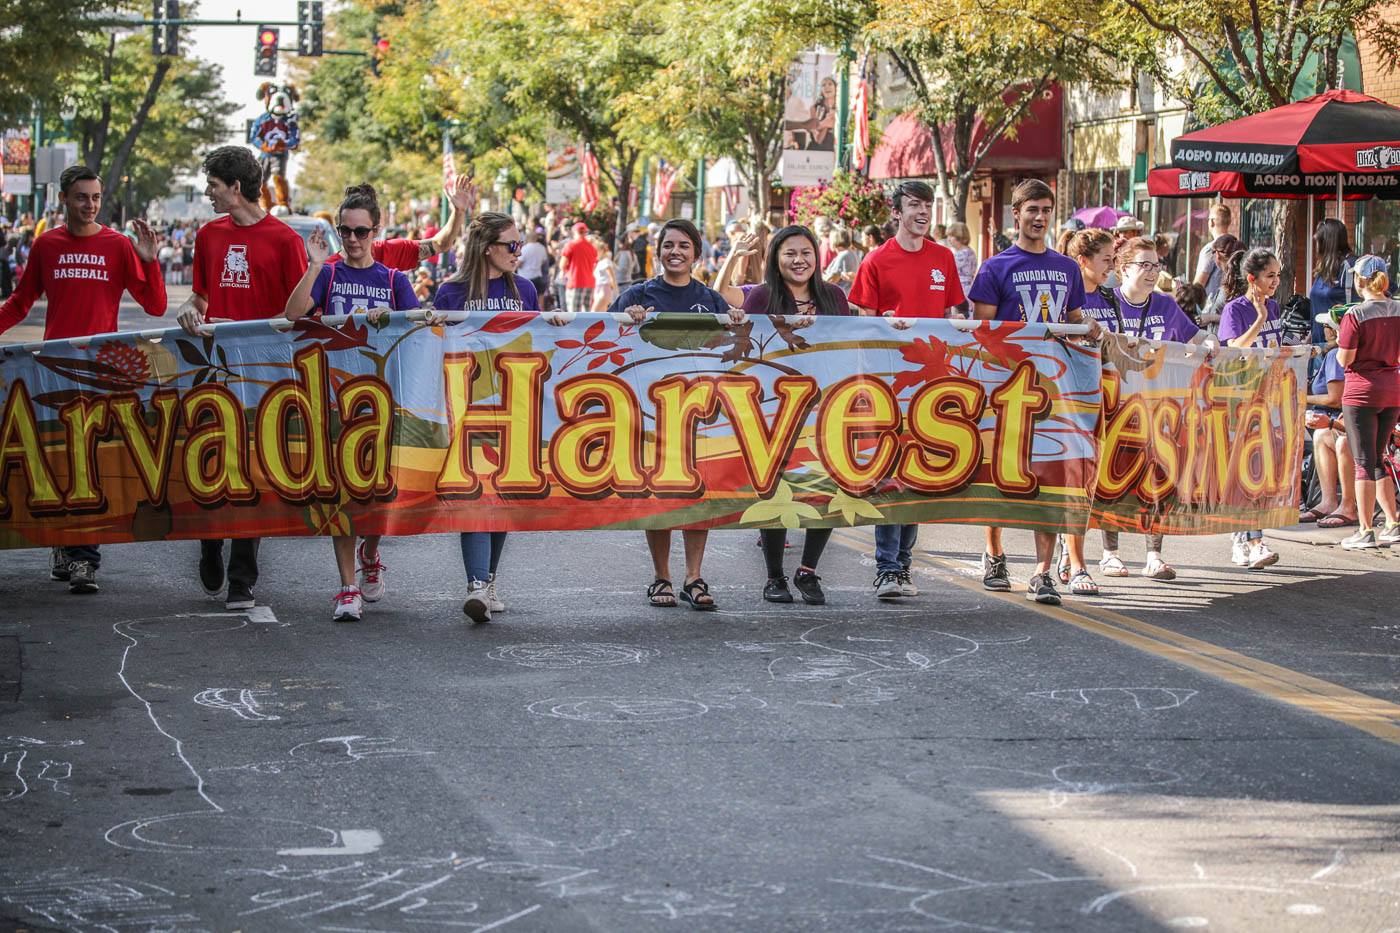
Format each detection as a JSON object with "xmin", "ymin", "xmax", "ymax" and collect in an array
[
  {"xmin": 0, "ymin": 314, "xmax": 1105, "ymax": 548},
  {"xmin": 1090, "ymin": 334, "xmax": 1308, "ymax": 535}
]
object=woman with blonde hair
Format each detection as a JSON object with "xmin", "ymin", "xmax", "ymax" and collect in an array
[
  {"xmin": 946, "ymin": 221, "xmax": 976, "ymax": 305},
  {"xmin": 589, "ymin": 235, "xmax": 618, "ymax": 310}
]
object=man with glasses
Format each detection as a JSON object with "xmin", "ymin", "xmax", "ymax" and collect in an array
[
  {"xmin": 177, "ymin": 145, "xmax": 309, "ymax": 611},
  {"xmin": 969, "ymin": 178, "xmax": 1086, "ymax": 606}
]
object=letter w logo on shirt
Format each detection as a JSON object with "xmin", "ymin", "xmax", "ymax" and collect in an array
[{"xmin": 1013, "ymin": 284, "xmax": 1067, "ymax": 322}]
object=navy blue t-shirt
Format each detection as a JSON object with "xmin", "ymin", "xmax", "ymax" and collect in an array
[{"xmin": 607, "ymin": 275, "xmax": 729, "ymax": 314}]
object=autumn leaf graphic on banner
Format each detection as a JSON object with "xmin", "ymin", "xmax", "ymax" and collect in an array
[
  {"xmin": 971, "ymin": 321, "xmax": 1030, "ymax": 368},
  {"xmin": 291, "ymin": 316, "xmax": 371, "ymax": 351},
  {"xmin": 893, "ymin": 335, "xmax": 953, "ymax": 393},
  {"xmin": 556, "ymin": 319, "xmax": 631, "ymax": 372},
  {"xmin": 826, "ymin": 488, "xmax": 885, "ymax": 524},
  {"xmin": 741, "ymin": 480, "xmax": 822, "ymax": 529}
]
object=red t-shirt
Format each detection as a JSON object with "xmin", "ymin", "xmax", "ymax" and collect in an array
[
  {"xmin": 193, "ymin": 214, "xmax": 308, "ymax": 321},
  {"xmin": 847, "ymin": 237, "xmax": 966, "ymax": 317},
  {"xmin": 561, "ymin": 237, "xmax": 598, "ymax": 289},
  {"xmin": 0, "ymin": 226, "xmax": 166, "ymax": 340},
  {"xmin": 328, "ymin": 239, "xmax": 421, "ymax": 272},
  {"xmin": 1338, "ymin": 298, "xmax": 1400, "ymax": 407}
]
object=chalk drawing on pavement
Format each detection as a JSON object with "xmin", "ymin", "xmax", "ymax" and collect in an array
[
  {"xmin": 0, "ymin": 874, "xmax": 205, "ymax": 931},
  {"xmin": 1027, "ymin": 687, "xmax": 1199, "ymax": 710},
  {"xmin": 194, "ymin": 687, "xmax": 281, "ymax": 721},
  {"xmin": 527, "ymin": 697, "xmax": 709, "ymax": 723},
  {"xmin": 950, "ymin": 762, "xmax": 1186, "ymax": 809},
  {"xmin": 0, "ymin": 736, "xmax": 81, "ymax": 802},
  {"xmin": 488, "ymin": 643, "xmax": 658, "ymax": 669}
]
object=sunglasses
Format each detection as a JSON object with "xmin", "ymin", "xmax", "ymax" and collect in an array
[
  {"xmin": 337, "ymin": 225, "xmax": 374, "ymax": 240},
  {"xmin": 493, "ymin": 240, "xmax": 523, "ymax": 254}
]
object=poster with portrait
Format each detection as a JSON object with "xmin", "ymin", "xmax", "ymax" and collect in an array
[
  {"xmin": 544, "ymin": 142, "xmax": 581, "ymax": 203},
  {"xmin": 781, "ymin": 50, "xmax": 838, "ymax": 187},
  {"xmin": 2, "ymin": 127, "xmax": 32, "ymax": 197}
]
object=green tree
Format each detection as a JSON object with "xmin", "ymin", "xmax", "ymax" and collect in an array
[
  {"xmin": 0, "ymin": 0, "xmax": 111, "ymax": 125},
  {"xmin": 867, "ymin": 0, "xmax": 1114, "ymax": 223}
]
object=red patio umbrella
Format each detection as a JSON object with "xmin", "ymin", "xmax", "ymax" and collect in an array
[
  {"xmin": 1147, "ymin": 165, "xmax": 1398, "ymax": 201},
  {"xmin": 1171, "ymin": 90, "xmax": 1400, "ymax": 177}
]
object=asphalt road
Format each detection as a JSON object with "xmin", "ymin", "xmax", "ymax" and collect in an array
[{"xmin": 3, "ymin": 519, "xmax": 1400, "ymax": 933}]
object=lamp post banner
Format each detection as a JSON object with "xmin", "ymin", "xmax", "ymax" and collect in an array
[{"xmin": 0, "ymin": 314, "xmax": 1300, "ymax": 547}]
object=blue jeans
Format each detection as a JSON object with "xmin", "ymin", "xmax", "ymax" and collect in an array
[
  {"xmin": 62, "ymin": 544, "xmax": 100, "ymax": 568},
  {"xmin": 459, "ymin": 532, "xmax": 507, "ymax": 583},
  {"xmin": 874, "ymin": 524, "xmax": 918, "ymax": 574}
]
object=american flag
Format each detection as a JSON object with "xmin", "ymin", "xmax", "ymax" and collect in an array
[
  {"xmin": 442, "ymin": 137, "xmax": 455, "ymax": 188},
  {"xmin": 579, "ymin": 144, "xmax": 600, "ymax": 213},
  {"xmin": 721, "ymin": 185, "xmax": 741, "ymax": 218},
  {"xmin": 851, "ymin": 59, "xmax": 871, "ymax": 172},
  {"xmin": 652, "ymin": 160, "xmax": 680, "ymax": 216}
]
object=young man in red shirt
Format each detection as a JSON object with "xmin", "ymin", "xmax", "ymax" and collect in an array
[
  {"xmin": 559, "ymin": 221, "xmax": 598, "ymax": 313},
  {"xmin": 177, "ymin": 145, "xmax": 309, "ymax": 611},
  {"xmin": 0, "ymin": 164, "xmax": 166, "ymax": 593},
  {"xmin": 848, "ymin": 180, "xmax": 965, "ymax": 601}
]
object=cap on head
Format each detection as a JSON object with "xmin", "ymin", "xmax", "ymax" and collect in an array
[
  {"xmin": 572, "ymin": 221, "xmax": 588, "ymax": 233},
  {"xmin": 1060, "ymin": 218, "xmax": 1085, "ymax": 232},
  {"xmin": 1318, "ymin": 302, "xmax": 1357, "ymax": 328},
  {"xmin": 1113, "ymin": 216, "xmax": 1145, "ymax": 233},
  {"xmin": 1354, "ymin": 254, "xmax": 1390, "ymax": 279}
]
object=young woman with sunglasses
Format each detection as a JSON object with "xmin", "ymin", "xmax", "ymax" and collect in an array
[
  {"xmin": 286, "ymin": 183, "xmax": 420, "ymax": 623},
  {"xmin": 435, "ymin": 211, "xmax": 566, "ymax": 622}
]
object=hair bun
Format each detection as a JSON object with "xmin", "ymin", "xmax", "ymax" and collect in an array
[{"xmin": 344, "ymin": 183, "xmax": 378, "ymax": 202}]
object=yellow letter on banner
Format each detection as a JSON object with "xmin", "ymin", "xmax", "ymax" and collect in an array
[
  {"xmin": 182, "ymin": 385, "xmax": 256, "ymax": 505},
  {"xmin": 110, "ymin": 391, "xmax": 180, "ymax": 508},
  {"xmin": 437, "ymin": 352, "xmax": 548, "ymax": 498},
  {"xmin": 0, "ymin": 381, "xmax": 63, "ymax": 516},
  {"xmin": 255, "ymin": 346, "xmax": 338, "ymax": 502},
  {"xmin": 989, "ymin": 361, "xmax": 1049, "ymax": 497},
  {"xmin": 815, "ymin": 376, "xmax": 899, "ymax": 496},
  {"xmin": 337, "ymin": 376, "xmax": 395, "ymax": 500},
  {"xmin": 647, "ymin": 375, "xmax": 719, "ymax": 495},
  {"xmin": 899, "ymin": 377, "xmax": 985, "ymax": 493},
  {"xmin": 59, "ymin": 397, "xmax": 110, "ymax": 511},
  {"xmin": 715, "ymin": 375, "xmax": 819, "ymax": 498},
  {"xmin": 551, "ymin": 374, "xmax": 646, "ymax": 496}
]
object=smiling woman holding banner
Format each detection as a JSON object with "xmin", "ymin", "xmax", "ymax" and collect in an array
[{"xmin": 610, "ymin": 218, "xmax": 743, "ymax": 611}]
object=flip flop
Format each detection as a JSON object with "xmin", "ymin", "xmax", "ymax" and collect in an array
[
  {"xmin": 1318, "ymin": 512, "xmax": 1359, "ymax": 529},
  {"xmin": 1298, "ymin": 507, "xmax": 1327, "ymax": 523}
]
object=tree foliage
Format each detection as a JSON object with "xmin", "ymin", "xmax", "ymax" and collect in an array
[{"xmin": 0, "ymin": 0, "xmax": 113, "ymax": 125}]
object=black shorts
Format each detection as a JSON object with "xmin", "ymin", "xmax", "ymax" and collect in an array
[{"xmin": 1343, "ymin": 404, "xmax": 1400, "ymax": 481}]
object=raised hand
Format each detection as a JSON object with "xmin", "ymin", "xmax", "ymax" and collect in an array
[
  {"xmin": 307, "ymin": 227, "xmax": 331, "ymax": 265},
  {"xmin": 447, "ymin": 172, "xmax": 479, "ymax": 214},
  {"xmin": 731, "ymin": 233, "xmax": 760, "ymax": 258},
  {"xmin": 131, "ymin": 219, "xmax": 159, "ymax": 263}
]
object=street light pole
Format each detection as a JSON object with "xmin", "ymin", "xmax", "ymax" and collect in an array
[
  {"xmin": 695, "ymin": 158, "xmax": 706, "ymax": 231},
  {"xmin": 835, "ymin": 39, "xmax": 852, "ymax": 172}
]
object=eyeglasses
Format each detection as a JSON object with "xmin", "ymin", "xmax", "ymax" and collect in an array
[
  {"xmin": 337, "ymin": 225, "xmax": 374, "ymax": 240},
  {"xmin": 1126, "ymin": 260, "xmax": 1161, "ymax": 272},
  {"xmin": 492, "ymin": 240, "xmax": 523, "ymax": 254}
]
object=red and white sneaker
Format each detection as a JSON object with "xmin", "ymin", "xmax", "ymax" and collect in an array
[
  {"xmin": 357, "ymin": 541, "xmax": 386, "ymax": 603},
  {"xmin": 333, "ymin": 587, "xmax": 363, "ymax": 623}
]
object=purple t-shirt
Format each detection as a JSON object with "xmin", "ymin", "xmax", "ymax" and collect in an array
[
  {"xmin": 1218, "ymin": 296, "xmax": 1282, "ymax": 348},
  {"xmin": 1083, "ymin": 287, "xmax": 1118, "ymax": 328},
  {"xmin": 434, "ymin": 274, "xmax": 540, "ymax": 312},
  {"xmin": 967, "ymin": 245, "xmax": 1086, "ymax": 323},
  {"xmin": 1112, "ymin": 289, "xmax": 1201, "ymax": 343},
  {"xmin": 310, "ymin": 260, "xmax": 419, "ymax": 316}
]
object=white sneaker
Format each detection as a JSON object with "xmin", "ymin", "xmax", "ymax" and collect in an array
[
  {"xmin": 463, "ymin": 581, "xmax": 492, "ymax": 623},
  {"xmin": 486, "ymin": 573, "xmax": 506, "ymax": 613},
  {"xmin": 1248, "ymin": 542, "xmax": 1279, "ymax": 569},
  {"xmin": 357, "ymin": 541, "xmax": 386, "ymax": 603},
  {"xmin": 333, "ymin": 587, "xmax": 363, "ymax": 623},
  {"xmin": 1230, "ymin": 536, "xmax": 1251, "ymax": 566}
]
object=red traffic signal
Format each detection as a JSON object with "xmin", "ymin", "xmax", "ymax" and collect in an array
[
  {"xmin": 254, "ymin": 25, "xmax": 279, "ymax": 76},
  {"xmin": 375, "ymin": 37, "xmax": 390, "ymax": 53},
  {"xmin": 259, "ymin": 29, "xmax": 278, "ymax": 47}
]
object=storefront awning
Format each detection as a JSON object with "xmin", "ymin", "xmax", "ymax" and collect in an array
[{"xmin": 869, "ymin": 84, "xmax": 1063, "ymax": 180}]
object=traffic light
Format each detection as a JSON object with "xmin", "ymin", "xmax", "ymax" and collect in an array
[
  {"xmin": 370, "ymin": 31, "xmax": 389, "ymax": 77},
  {"xmin": 297, "ymin": 1, "xmax": 323, "ymax": 57},
  {"xmin": 254, "ymin": 26, "xmax": 279, "ymax": 76},
  {"xmin": 151, "ymin": 0, "xmax": 179, "ymax": 56}
]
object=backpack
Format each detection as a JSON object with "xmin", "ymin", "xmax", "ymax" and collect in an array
[{"xmin": 1280, "ymin": 294, "xmax": 1312, "ymax": 341}]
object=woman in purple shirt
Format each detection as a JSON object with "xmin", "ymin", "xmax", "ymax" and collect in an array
[
  {"xmin": 1218, "ymin": 246, "xmax": 1284, "ymax": 570},
  {"xmin": 285, "ymin": 183, "xmax": 420, "ymax": 624},
  {"xmin": 741, "ymin": 226, "xmax": 848, "ymax": 606},
  {"xmin": 436, "ymin": 212, "xmax": 565, "ymax": 622}
]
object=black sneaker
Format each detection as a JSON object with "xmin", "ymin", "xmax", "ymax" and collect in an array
[
  {"xmin": 225, "ymin": 582, "xmax": 255, "ymax": 611},
  {"xmin": 68, "ymin": 561, "xmax": 98, "ymax": 594},
  {"xmin": 792, "ymin": 568, "xmax": 826, "ymax": 605},
  {"xmin": 982, "ymin": 553, "xmax": 1011, "ymax": 591},
  {"xmin": 1026, "ymin": 572, "xmax": 1061, "ymax": 605},
  {"xmin": 763, "ymin": 577, "xmax": 794, "ymax": 603},
  {"xmin": 199, "ymin": 547, "xmax": 225, "ymax": 597},
  {"xmin": 49, "ymin": 547, "xmax": 71, "ymax": 582}
]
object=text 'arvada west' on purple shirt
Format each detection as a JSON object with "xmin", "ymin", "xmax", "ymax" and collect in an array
[{"xmin": 967, "ymin": 245, "xmax": 1086, "ymax": 323}]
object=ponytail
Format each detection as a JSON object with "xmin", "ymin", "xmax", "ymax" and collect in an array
[{"xmin": 1223, "ymin": 246, "xmax": 1276, "ymax": 301}]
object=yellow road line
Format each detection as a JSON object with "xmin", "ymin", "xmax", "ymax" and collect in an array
[{"xmin": 829, "ymin": 528, "xmax": 1400, "ymax": 748}]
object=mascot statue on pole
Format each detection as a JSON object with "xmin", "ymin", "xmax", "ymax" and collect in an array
[{"xmin": 249, "ymin": 82, "xmax": 301, "ymax": 210}]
